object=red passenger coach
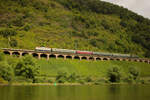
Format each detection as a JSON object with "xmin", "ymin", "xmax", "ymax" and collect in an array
[{"xmin": 76, "ymin": 51, "xmax": 93, "ymax": 55}]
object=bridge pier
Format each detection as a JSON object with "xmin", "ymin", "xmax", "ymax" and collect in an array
[
  {"xmin": 9, "ymin": 51, "xmax": 13, "ymax": 56},
  {"xmin": 19, "ymin": 52, "xmax": 23, "ymax": 58},
  {"xmin": 37, "ymin": 53, "xmax": 41, "ymax": 59},
  {"xmin": 86, "ymin": 57, "xmax": 90, "ymax": 60},
  {"xmin": 47, "ymin": 54, "xmax": 50, "ymax": 60},
  {"xmin": 79, "ymin": 56, "xmax": 82, "ymax": 60},
  {"xmin": 94, "ymin": 57, "xmax": 97, "ymax": 61},
  {"xmin": 63, "ymin": 55, "xmax": 67, "ymax": 60},
  {"xmin": 71, "ymin": 56, "xmax": 74, "ymax": 60},
  {"xmin": 55, "ymin": 54, "xmax": 59, "ymax": 59},
  {"xmin": 100, "ymin": 58, "xmax": 103, "ymax": 61}
]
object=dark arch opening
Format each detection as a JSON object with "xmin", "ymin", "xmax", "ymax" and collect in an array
[
  {"xmin": 145, "ymin": 60, "xmax": 148, "ymax": 63},
  {"xmin": 74, "ymin": 56, "xmax": 80, "ymax": 60},
  {"xmin": 96, "ymin": 58, "xmax": 101, "ymax": 60},
  {"xmin": 103, "ymin": 58, "xmax": 108, "ymax": 61},
  {"xmin": 66, "ymin": 56, "xmax": 72, "ymax": 59},
  {"xmin": 3, "ymin": 51, "xmax": 10, "ymax": 55},
  {"xmin": 50, "ymin": 54, "xmax": 56, "ymax": 59},
  {"xmin": 12, "ymin": 52, "xmax": 20, "ymax": 57},
  {"xmin": 32, "ymin": 53, "xmax": 38, "ymax": 58},
  {"xmin": 22, "ymin": 53, "xmax": 28, "ymax": 56},
  {"xmin": 122, "ymin": 59, "xmax": 126, "ymax": 61},
  {"xmin": 134, "ymin": 59, "xmax": 138, "ymax": 62},
  {"xmin": 41, "ymin": 54, "xmax": 47, "ymax": 59},
  {"xmin": 116, "ymin": 58, "xmax": 120, "ymax": 61},
  {"xmin": 82, "ymin": 57, "xmax": 87, "ymax": 60},
  {"xmin": 89, "ymin": 57, "xmax": 93, "ymax": 60},
  {"xmin": 58, "ymin": 55, "xmax": 64, "ymax": 59},
  {"xmin": 110, "ymin": 58, "xmax": 114, "ymax": 60}
]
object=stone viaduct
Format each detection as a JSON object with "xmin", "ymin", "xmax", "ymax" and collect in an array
[{"xmin": 1, "ymin": 48, "xmax": 150, "ymax": 64}]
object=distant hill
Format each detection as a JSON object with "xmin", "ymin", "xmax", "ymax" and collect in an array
[{"xmin": 0, "ymin": 0, "xmax": 150, "ymax": 57}]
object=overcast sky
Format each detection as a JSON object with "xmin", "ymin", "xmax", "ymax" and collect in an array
[{"xmin": 101, "ymin": 0, "xmax": 150, "ymax": 19}]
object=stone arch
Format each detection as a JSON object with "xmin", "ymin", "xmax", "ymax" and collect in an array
[
  {"xmin": 103, "ymin": 58, "xmax": 109, "ymax": 61},
  {"xmin": 32, "ymin": 53, "xmax": 38, "ymax": 58},
  {"xmin": 12, "ymin": 52, "xmax": 20, "ymax": 57},
  {"xmin": 96, "ymin": 58, "xmax": 101, "ymax": 60},
  {"xmin": 57, "ymin": 55, "xmax": 63, "ymax": 59},
  {"xmin": 3, "ymin": 51, "xmax": 10, "ymax": 55},
  {"xmin": 144, "ymin": 60, "xmax": 148, "ymax": 63},
  {"xmin": 122, "ymin": 59, "xmax": 126, "ymax": 61},
  {"xmin": 74, "ymin": 56, "xmax": 80, "ymax": 60},
  {"xmin": 22, "ymin": 53, "xmax": 28, "ymax": 56},
  {"xmin": 89, "ymin": 57, "xmax": 94, "ymax": 60},
  {"xmin": 50, "ymin": 54, "xmax": 56, "ymax": 58},
  {"xmin": 82, "ymin": 57, "xmax": 87, "ymax": 60},
  {"xmin": 116, "ymin": 58, "xmax": 121, "ymax": 61},
  {"xmin": 110, "ymin": 58, "xmax": 115, "ymax": 60},
  {"xmin": 41, "ymin": 54, "xmax": 47, "ymax": 59},
  {"xmin": 66, "ymin": 55, "xmax": 72, "ymax": 59}
]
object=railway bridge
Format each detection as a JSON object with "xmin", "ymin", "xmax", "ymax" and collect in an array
[{"xmin": 1, "ymin": 48, "xmax": 150, "ymax": 64}]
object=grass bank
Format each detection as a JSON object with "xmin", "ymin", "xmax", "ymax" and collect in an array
[
  {"xmin": 37, "ymin": 58, "xmax": 150, "ymax": 77},
  {"xmin": 1, "ymin": 55, "xmax": 150, "ymax": 85}
]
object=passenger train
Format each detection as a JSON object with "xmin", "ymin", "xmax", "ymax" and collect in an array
[{"xmin": 35, "ymin": 47, "xmax": 138, "ymax": 58}]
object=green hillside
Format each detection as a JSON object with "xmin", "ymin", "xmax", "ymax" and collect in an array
[{"xmin": 0, "ymin": 0, "xmax": 150, "ymax": 57}]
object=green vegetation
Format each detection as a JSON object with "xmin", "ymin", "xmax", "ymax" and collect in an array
[
  {"xmin": 0, "ymin": 0, "xmax": 150, "ymax": 85},
  {"xmin": 15, "ymin": 55, "xmax": 40, "ymax": 79},
  {"xmin": 0, "ymin": 54, "xmax": 150, "ymax": 84},
  {"xmin": 0, "ymin": 0, "xmax": 149, "ymax": 57}
]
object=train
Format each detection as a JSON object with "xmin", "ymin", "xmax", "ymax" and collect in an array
[{"xmin": 35, "ymin": 47, "xmax": 138, "ymax": 58}]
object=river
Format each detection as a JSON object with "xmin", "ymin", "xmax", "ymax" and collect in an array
[{"xmin": 0, "ymin": 84, "xmax": 150, "ymax": 100}]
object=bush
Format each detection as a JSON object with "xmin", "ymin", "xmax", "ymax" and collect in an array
[
  {"xmin": 68, "ymin": 73, "xmax": 78, "ymax": 83},
  {"xmin": 85, "ymin": 76, "xmax": 93, "ymax": 82},
  {"xmin": 56, "ymin": 72, "xmax": 68, "ymax": 83},
  {"xmin": 0, "ymin": 62, "xmax": 14, "ymax": 81},
  {"xmin": 128, "ymin": 67, "xmax": 139, "ymax": 80},
  {"xmin": 0, "ymin": 29, "xmax": 17, "ymax": 38},
  {"xmin": 15, "ymin": 55, "xmax": 40, "ymax": 79},
  {"xmin": 23, "ymin": 24, "xmax": 31, "ymax": 31},
  {"xmin": 32, "ymin": 77, "xmax": 45, "ymax": 83},
  {"xmin": 10, "ymin": 39, "xmax": 18, "ymax": 47},
  {"xmin": 107, "ymin": 66, "xmax": 121, "ymax": 82}
]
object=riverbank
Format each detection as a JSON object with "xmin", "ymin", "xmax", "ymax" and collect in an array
[
  {"xmin": 1, "ymin": 80, "xmax": 150, "ymax": 86},
  {"xmin": 1, "ymin": 55, "xmax": 150, "ymax": 85}
]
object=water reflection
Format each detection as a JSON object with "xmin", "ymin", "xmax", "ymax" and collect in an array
[{"xmin": 0, "ymin": 85, "xmax": 150, "ymax": 100}]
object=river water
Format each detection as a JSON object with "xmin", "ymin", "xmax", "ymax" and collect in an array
[{"xmin": 0, "ymin": 85, "xmax": 150, "ymax": 100}]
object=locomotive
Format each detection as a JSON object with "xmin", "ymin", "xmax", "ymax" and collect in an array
[{"xmin": 35, "ymin": 47, "xmax": 138, "ymax": 58}]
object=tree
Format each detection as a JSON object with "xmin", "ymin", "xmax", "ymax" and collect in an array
[
  {"xmin": 15, "ymin": 55, "xmax": 39, "ymax": 79},
  {"xmin": 107, "ymin": 66, "xmax": 121, "ymax": 82},
  {"xmin": 0, "ymin": 29, "xmax": 17, "ymax": 46},
  {"xmin": 0, "ymin": 61, "xmax": 13, "ymax": 81}
]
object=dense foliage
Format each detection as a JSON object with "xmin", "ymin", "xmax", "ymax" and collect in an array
[
  {"xmin": 15, "ymin": 55, "xmax": 39, "ymax": 79},
  {"xmin": 0, "ymin": 0, "xmax": 150, "ymax": 57}
]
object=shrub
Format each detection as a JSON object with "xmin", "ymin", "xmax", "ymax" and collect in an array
[
  {"xmin": 10, "ymin": 39, "xmax": 18, "ymax": 47},
  {"xmin": 85, "ymin": 76, "xmax": 93, "ymax": 82},
  {"xmin": 68, "ymin": 73, "xmax": 78, "ymax": 83},
  {"xmin": 23, "ymin": 24, "xmax": 31, "ymax": 31},
  {"xmin": 107, "ymin": 66, "xmax": 121, "ymax": 82},
  {"xmin": 0, "ymin": 62, "xmax": 14, "ymax": 81},
  {"xmin": 32, "ymin": 77, "xmax": 45, "ymax": 83},
  {"xmin": 128, "ymin": 67, "xmax": 139, "ymax": 80},
  {"xmin": 56, "ymin": 72, "xmax": 68, "ymax": 83},
  {"xmin": 0, "ymin": 29, "xmax": 17, "ymax": 38}
]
